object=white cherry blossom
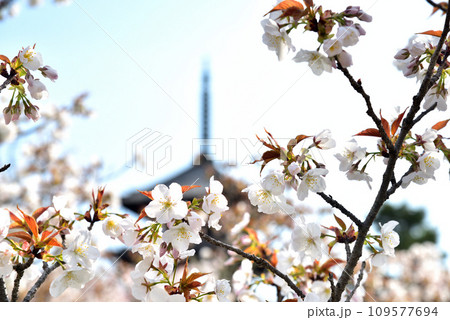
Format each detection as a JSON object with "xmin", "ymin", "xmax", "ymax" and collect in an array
[
  {"xmin": 215, "ymin": 279, "xmax": 231, "ymax": 302},
  {"xmin": 145, "ymin": 183, "xmax": 188, "ymax": 224},
  {"xmin": 380, "ymin": 221, "xmax": 400, "ymax": 256},
  {"xmin": 261, "ymin": 19, "xmax": 295, "ymax": 61},
  {"xmin": 335, "ymin": 139, "xmax": 366, "ymax": 171},
  {"xmin": 297, "ymin": 168, "xmax": 328, "ymax": 201},
  {"xmin": 162, "ymin": 222, "xmax": 201, "ymax": 252},
  {"xmin": 18, "ymin": 45, "xmax": 43, "ymax": 71},
  {"xmin": 291, "ymin": 222, "xmax": 323, "ymax": 260},
  {"xmin": 49, "ymin": 267, "xmax": 92, "ymax": 297},
  {"xmin": 293, "ymin": 49, "xmax": 332, "ymax": 75}
]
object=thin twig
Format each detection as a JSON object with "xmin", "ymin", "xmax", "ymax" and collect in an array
[
  {"xmin": 199, "ymin": 231, "xmax": 305, "ymax": 299},
  {"xmin": 345, "ymin": 261, "xmax": 366, "ymax": 302},
  {"xmin": 22, "ymin": 262, "xmax": 60, "ymax": 302},
  {"xmin": 0, "ymin": 277, "xmax": 8, "ymax": 302},
  {"xmin": 386, "ymin": 165, "xmax": 415, "ymax": 199},
  {"xmin": 413, "ymin": 102, "xmax": 438, "ymax": 126},
  {"xmin": 317, "ymin": 192, "xmax": 363, "ymax": 228},
  {"xmin": 336, "ymin": 62, "xmax": 395, "ymax": 154},
  {"xmin": 11, "ymin": 257, "xmax": 34, "ymax": 302}
]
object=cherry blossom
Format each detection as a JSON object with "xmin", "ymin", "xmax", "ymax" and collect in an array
[
  {"xmin": 420, "ymin": 128, "xmax": 438, "ymax": 151},
  {"xmin": 335, "ymin": 139, "xmax": 366, "ymax": 171},
  {"xmin": 402, "ymin": 171, "xmax": 434, "ymax": 188},
  {"xmin": 202, "ymin": 176, "xmax": 229, "ymax": 214},
  {"xmin": 418, "ymin": 152, "xmax": 440, "ymax": 175},
  {"xmin": 380, "ymin": 221, "xmax": 400, "ymax": 257},
  {"xmin": 39, "ymin": 65, "xmax": 58, "ymax": 81},
  {"xmin": 261, "ymin": 169, "xmax": 286, "ymax": 196},
  {"xmin": 313, "ymin": 129, "xmax": 336, "ymax": 150},
  {"xmin": 297, "ymin": 168, "xmax": 328, "ymax": 201},
  {"xmin": 144, "ymin": 183, "xmax": 188, "ymax": 224},
  {"xmin": 62, "ymin": 230, "xmax": 100, "ymax": 269},
  {"xmin": 49, "ymin": 268, "xmax": 92, "ymax": 297},
  {"xmin": 261, "ymin": 19, "xmax": 295, "ymax": 61},
  {"xmin": 323, "ymin": 38, "xmax": 343, "ymax": 57},
  {"xmin": 26, "ymin": 76, "xmax": 48, "ymax": 100},
  {"xmin": 423, "ymin": 85, "xmax": 447, "ymax": 111},
  {"xmin": 215, "ymin": 279, "xmax": 231, "ymax": 302},
  {"xmin": 18, "ymin": 45, "xmax": 43, "ymax": 71},
  {"xmin": 162, "ymin": 222, "xmax": 201, "ymax": 252},
  {"xmin": 148, "ymin": 284, "xmax": 186, "ymax": 302},
  {"xmin": 291, "ymin": 222, "xmax": 323, "ymax": 261},
  {"xmin": 243, "ymin": 183, "xmax": 293, "ymax": 214},
  {"xmin": 346, "ymin": 168, "xmax": 373, "ymax": 189},
  {"xmin": 292, "ymin": 49, "xmax": 332, "ymax": 75},
  {"xmin": 336, "ymin": 26, "xmax": 360, "ymax": 47}
]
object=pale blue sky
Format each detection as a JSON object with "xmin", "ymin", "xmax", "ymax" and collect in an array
[{"xmin": 2, "ymin": 0, "xmax": 450, "ymax": 261}]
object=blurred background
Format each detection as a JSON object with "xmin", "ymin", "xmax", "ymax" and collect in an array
[{"xmin": 1, "ymin": 0, "xmax": 450, "ymax": 301}]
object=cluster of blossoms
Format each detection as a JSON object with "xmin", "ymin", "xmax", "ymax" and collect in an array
[
  {"xmin": 394, "ymin": 32, "xmax": 450, "ymax": 112},
  {"xmin": 101, "ymin": 177, "xmax": 231, "ymax": 302},
  {"xmin": 261, "ymin": 0, "xmax": 372, "ymax": 75},
  {"xmin": 0, "ymin": 45, "xmax": 57, "ymax": 124},
  {"xmin": 0, "ymin": 182, "xmax": 232, "ymax": 302}
]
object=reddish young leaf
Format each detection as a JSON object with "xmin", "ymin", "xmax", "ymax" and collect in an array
[
  {"xmin": 138, "ymin": 190, "xmax": 154, "ymax": 200},
  {"xmin": 288, "ymin": 134, "xmax": 310, "ymax": 150},
  {"xmin": 379, "ymin": 111, "xmax": 390, "ymax": 138},
  {"xmin": 0, "ymin": 55, "xmax": 10, "ymax": 64},
  {"xmin": 32, "ymin": 206, "xmax": 50, "ymax": 221},
  {"xmin": 46, "ymin": 238, "xmax": 63, "ymax": 248},
  {"xmin": 7, "ymin": 231, "xmax": 32, "ymax": 242},
  {"xmin": 135, "ymin": 209, "xmax": 148, "ymax": 225},
  {"xmin": 354, "ymin": 128, "xmax": 381, "ymax": 137},
  {"xmin": 418, "ymin": 30, "xmax": 443, "ymax": 37},
  {"xmin": 181, "ymin": 185, "xmax": 201, "ymax": 193},
  {"xmin": 23, "ymin": 214, "xmax": 39, "ymax": 238},
  {"xmin": 391, "ymin": 108, "xmax": 408, "ymax": 136},
  {"xmin": 333, "ymin": 214, "xmax": 347, "ymax": 231},
  {"xmin": 432, "ymin": 119, "xmax": 450, "ymax": 131},
  {"xmin": 319, "ymin": 258, "xmax": 346, "ymax": 273},
  {"xmin": 265, "ymin": 0, "xmax": 304, "ymax": 16}
]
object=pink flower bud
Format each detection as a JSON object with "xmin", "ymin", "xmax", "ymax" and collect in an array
[
  {"xmin": 394, "ymin": 48, "xmax": 409, "ymax": 60},
  {"xmin": 344, "ymin": 6, "xmax": 360, "ymax": 16},
  {"xmin": 40, "ymin": 65, "xmax": 58, "ymax": 82},
  {"xmin": 26, "ymin": 75, "xmax": 48, "ymax": 100}
]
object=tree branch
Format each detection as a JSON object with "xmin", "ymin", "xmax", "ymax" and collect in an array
[
  {"xmin": 22, "ymin": 262, "xmax": 60, "ymax": 302},
  {"xmin": 199, "ymin": 231, "xmax": 305, "ymax": 299},
  {"xmin": 317, "ymin": 192, "xmax": 363, "ymax": 228},
  {"xmin": 426, "ymin": 0, "xmax": 448, "ymax": 12},
  {"xmin": 11, "ymin": 257, "xmax": 34, "ymax": 302},
  {"xmin": 0, "ymin": 277, "xmax": 8, "ymax": 302},
  {"xmin": 336, "ymin": 62, "xmax": 395, "ymax": 154},
  {"xmin": 0, "ymin": 163, "xmax": 10, "ymax": 173}
]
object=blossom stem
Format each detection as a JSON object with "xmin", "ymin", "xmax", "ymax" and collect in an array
[{"xmin": 199, "ymin": 231, "xmax": 305, "ymax": 299}]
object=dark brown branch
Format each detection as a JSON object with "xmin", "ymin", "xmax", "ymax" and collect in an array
[
  {"xmin": 317, "ymin": 192, "xmax": 363, "ymax": 228},
  {"xmin": 328, "ymin": 272, "xmax": 336, "ymax": 301},
  {"xmin": 336, "ymin": 62, "xmax": 395, "ymax": 154},
  {"xmin": 0, "ymin": 163, "xmax": 10, "ymax": 173},
  {"xmin": 199, "ymin": 231, "xmax": 305, "ymax": 299},
  {"xmin": 426, "ymin": 0, "xmax": 448, "ymax": 12},
  {"xmin": 22, "ymin": 262, "xmax": 60, "ymax": 302},
  {"xmin": 345, "ymin": 261, "xmax": 366, "ymax": 302},
  {"xmin": 0, "ymin": 278, "xmax": 8, "ymax": 302},
  {"xmin": 11, "ymin": 257, "xmax": 34, "ymax": 302},
  {"xmin": 413, "ymin": 102, "xmax": 438, "ymax": 126}
]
